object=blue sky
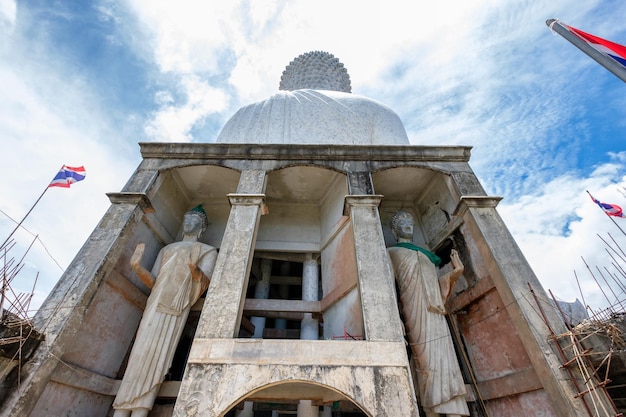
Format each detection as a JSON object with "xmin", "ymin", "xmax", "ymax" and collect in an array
[{"xmin": 1, "ymin": 0, "xmax": 625, "ymax": 316}]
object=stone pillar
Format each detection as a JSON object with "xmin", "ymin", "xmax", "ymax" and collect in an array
[
  {"xmin": 193, "ymin": 170, "xmax": 267, "ymax": 339},
  {"xmin": 344, "ymin": 194, "xmax": 404, "ymax": 342},
  {"xmin": 251, "ymin": 258, "xmax": 272, "ymax": 338},
  {"xmin": 238, "ymin": 259, "xmax": 272, "ymax": 417},
  {"xmin": 297, "ymin": 400, "xmax": 318, "ymax": 417},
  {"xmin": 235, "ymin": 402, "xmax": 253, "ymax": 417},
  {"xmin": 298, "ymin": 254, "xmax": 320, "ymax": 416},
  {"xmin": 300, "ymin": 254, "xmax": 319, "ymax": 341},
  {"xmin": 274, "ymin": 284, "xmax": 288, "ymax": 331},
  {"xmin": 274, "ymin": 262, "xmax": 290, "ymax": 330}
]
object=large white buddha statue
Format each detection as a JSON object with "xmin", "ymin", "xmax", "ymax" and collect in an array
[{"xmin": 217, "ymin": 51, "xmax": 409, "ymax": 145}]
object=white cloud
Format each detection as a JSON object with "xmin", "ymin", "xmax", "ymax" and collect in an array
[
  {"xmin": 127, "ymin": 1, "xmax": 244, "ymax": 74},
  {"xmin": 127, "ymin": 1, "xmax": 507, "ymax": 106},
  {"xmin": 144, "ymin": 75, "xmax": 229, "ymax": 142},
  {"xmin": 498, "ymin": 154, "xmax": 626, "ymax": 311},
  {"xmin": 0, "ymin": 0, "xmax": 16, "ymax": 35}
]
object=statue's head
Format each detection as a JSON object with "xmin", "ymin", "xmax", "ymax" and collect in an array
[
  {"xmin": 183, "ymin": 205, "xmax": 209, "ymax": 236},
  {"xmin": 390, "ymin": 211, "xmax": 414, "ymax": 240}
]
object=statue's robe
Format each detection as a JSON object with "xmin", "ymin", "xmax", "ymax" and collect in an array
[
  {"xmin": 114, "ymin": 241, "xmax": 216, "ymax": 412},
  {"xmin": 388, "ymin": 246, "xmax": 469, "ymax": 416}
]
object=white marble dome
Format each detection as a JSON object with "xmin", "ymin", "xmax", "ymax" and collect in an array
[{"xmin": 217, "ymin": 51, "xmax": 409, "ymax": 145}]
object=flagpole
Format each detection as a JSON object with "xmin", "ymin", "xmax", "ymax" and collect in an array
[
  {"xmin": 607, "ymin": 214, "xmax": 626, "ymax": 237},
  {"xmin": 0, "ymin": 187, "xmax": 50, "ymax": 250},
  {"xmin": 546, "ymin": 19, "xmax": 626, "ymax": 83}
]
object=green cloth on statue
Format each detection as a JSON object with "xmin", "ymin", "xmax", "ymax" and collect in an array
[{"xmin": 394, "ymin": 242, "xmax": 442, "ymax": 266}]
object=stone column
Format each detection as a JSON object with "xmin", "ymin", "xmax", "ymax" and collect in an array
[
  {"xmin": 235, "ymin": 403, "xmax": 253, "ymax": 417},
  {"xmin": 274, "ymin": 262, "xmax": 290, "ymax": 330},
  {"xmin": 297, "ymin": 400, "xmax": 318, "ymax": 417},
  {"xmin": 238, "ymin": 259, "xmax": 272, "ymax": 417},
  {"xmin": 344, "ymin": 194, "xmax": 404, "ymax": 342},
  {"xmin": 193, "ymin": 170, "xmax": 267, "ymax": 339},
  {"xmin": 298, "ymin": 254, "xmax": 320, "ymax": 416},
  {"xmin": 251, "ymin": 258, "xmax": 272, "ymax": 338},
  {"xmin": 300, "ymin": 254, "xmax": 319, "ymax": 341}
]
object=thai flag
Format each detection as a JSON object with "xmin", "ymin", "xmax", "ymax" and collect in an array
[
  {"xmin": 49, "ymin": 165, "xmax": 86, "ymax": 188},
  {"xmin": 564, "ymin": 24, "xmax": 626, "ymax": 71},
  {"xmin": 588, "ymin": 192, "xmax": 625, "ymax": 218}
]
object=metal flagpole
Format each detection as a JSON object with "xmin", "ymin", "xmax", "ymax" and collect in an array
[
  {"xmin": 546, "ymin": 19, "xmax": 626, "ymax": 83},
  {"xmin": 0, "ymin": 187, "xmax": 50, "ymax": 251},
  {"xmin": 606, "ymin": 214, "xmax": 626, "ymax": 237}
]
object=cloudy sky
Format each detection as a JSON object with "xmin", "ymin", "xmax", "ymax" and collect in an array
[{"xmin": 1, "ymin": 0, "xmax": 625, "ymax": 317}]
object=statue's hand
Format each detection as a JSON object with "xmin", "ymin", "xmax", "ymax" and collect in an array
[
  {"xmin": 130, "ymin": 243, "xmax": 145, "ymax": 272},
  {"xmin": 188, "ymin": 261, "xmax": 210, "ymax": 293},
  {"xmin": 187, "ymin": 262, "xmax": 200, "ymax": 281},
  {"xmin": 130, "ymin": 243, "xmax": 156, "ymax": 288},
  {"xmin": 187, "ymin": 245, "xmax": 200, "ymax": 280},
  {"xmin": 450, "ymin": 249, "xmax": 464, "ymax": 273}
]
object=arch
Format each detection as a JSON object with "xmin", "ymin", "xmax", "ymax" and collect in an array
[
  {"xmin": 222, "ymin": 379, "xmax": 372, "ymax": 417},
  {"xmin": 264, "ymin": 161, "xmax": 347, "ymax": 176},
  {"xmin": 147, "ymin": 165, "xmax": 241, "ymax": 249},
  {"xmin": 371, "ymin": 166, "xmax": 449, "ymax": 202},
  {"xmin": 373, "ymin": 166, "xmax": 456, "ymax": 250},
  {"xmin": 265, "ymin": 165, "xmax": 346, "ymax": 204},
  {"xmin": 168, "ymin": 164, "xmax": 241, "ymax": 201},
  {"xmin": 256, "ymin": 165, "xmax": 348, "ymax": 253}
]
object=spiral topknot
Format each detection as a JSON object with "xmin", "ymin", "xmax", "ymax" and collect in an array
[{"xmin": 279, "ymin": 51, "xmax": 352, "ymax": 93}]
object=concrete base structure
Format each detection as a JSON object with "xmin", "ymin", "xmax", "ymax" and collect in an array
[{"xmin": 0, "ymin": 143, "xmax": 616, "ymax": 417}]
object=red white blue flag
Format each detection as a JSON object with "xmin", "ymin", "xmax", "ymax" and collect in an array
[
  {"xmin": 49, "ymin": 165, "xmax": 86, "ymax": 188},
  {"xmin": 564, "ymin": 23, "xmax": 626, "ymax": 71},
  {"xmin": 588, "ymin": 191, "xmax": 625, "ymax": 218}
]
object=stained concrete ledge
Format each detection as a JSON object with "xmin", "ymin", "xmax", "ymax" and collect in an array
[{"xmin": 139, "ymin": 143, "xmax": 472, "ymax": 162}]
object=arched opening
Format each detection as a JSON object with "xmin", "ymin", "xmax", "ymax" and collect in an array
[
  {"xmin": 224, "ymin": 380, "xmax": 371, "ymax": 417},
  {"xmin": 167, "ymin": 164, "xmax": 241, "ymax": 248},
  {"xmin": 372, "ymin": 166, "xmax": 453, "ymax": 250}
]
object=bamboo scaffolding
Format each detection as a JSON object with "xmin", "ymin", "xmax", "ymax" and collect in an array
[{"xmin": 549, "ymin": 230, "xmax": 626, "ymax": 416}]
